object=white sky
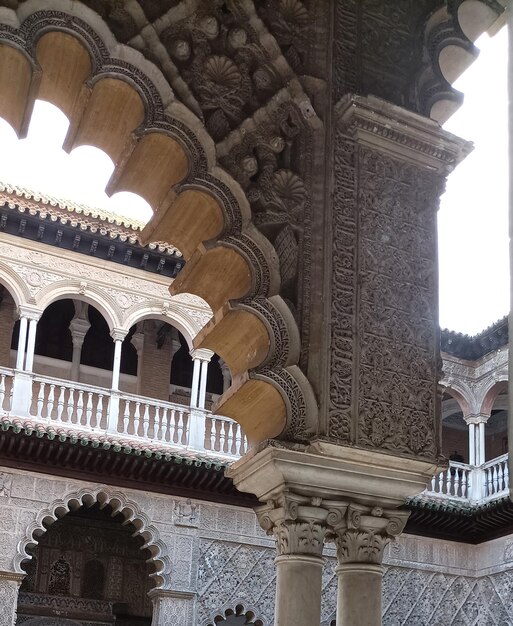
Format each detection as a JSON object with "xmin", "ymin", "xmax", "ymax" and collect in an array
[
  {"xmin": 438, "ymin": 27, "xmax": 508, "ymax": 334},
  {"xmin": 0, "ymin": 27, "xmax": 509, "ymax": 335}
]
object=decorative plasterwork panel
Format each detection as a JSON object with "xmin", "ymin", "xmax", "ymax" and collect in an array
[{"xmin": 0, "ymin": 236, "xmax": 212, "ymax": 337}]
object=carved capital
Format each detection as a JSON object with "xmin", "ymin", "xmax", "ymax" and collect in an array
[
  {"xmin": 256, "ymin": 493, "xmax": 341, "ymax": 558},
  {"xmin": 332, "ymin": 504, "xmax": 409, "ymax": 565}
]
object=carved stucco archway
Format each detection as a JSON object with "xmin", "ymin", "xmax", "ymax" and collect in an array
[
  {"xmin": 0, "ymin": 1, "xmax": 317, "ymax": 443},
  {"xmin": 206, "ymin": 602, "xmax": 265, "ymax": 626},
  {"xmin": 14, "ymin": 486, "xmax": 171, "ymax": 588}
]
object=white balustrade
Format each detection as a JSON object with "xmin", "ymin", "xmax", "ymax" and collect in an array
[
  {"xmin": 426, "ymin": 462, "xmax": 471, "ymax": 500},
  {"xmin": 1, "ymin": 370, "xmax": 249, "ymax": 460},
  {"xmin": 118, "ymin": 393, "xmax": 190, "ymax": 446},
  {"xmin": 206, "ymin": 414, "xmax": 248, "ymax": 456},
  {"xmin": 423, "ymin": 457, "xmax": 510, "ymax": 505},
  {"xmin": 483, "ymin": 454, "xmax": 509, "ymax": 502}
]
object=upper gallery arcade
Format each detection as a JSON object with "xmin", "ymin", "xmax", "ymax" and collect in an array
[{"xmin": 0, "ymin": 1, "xmax": 507, "ymax": 626}]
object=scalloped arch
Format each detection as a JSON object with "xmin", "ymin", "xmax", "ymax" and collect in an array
[
  {"xmin": 413, "ymin": 0, "xmax": 504, "ymax": 123},
  {"xmin": 14, "ymin": 485, "xmax": 171, "ymax": 588},
  {"xmin": 0, "ymin": 3, "xmax": 317, "ymax": 441},
  {"xmin": 205, "ymin": 602, "xmax": 266, "ymax": 626}
]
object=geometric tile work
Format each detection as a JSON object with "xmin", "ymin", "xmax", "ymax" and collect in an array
[
  {"xmin": 383, "ymin": 568, "xmax": 513, "ymax": 625},
  {"xmin": 197, "ymin": 539, "xmax": 277, "ymax": 625},
  {"xmin": 197, "ymin": 542, "xmax": 513, "ymax": 626}
]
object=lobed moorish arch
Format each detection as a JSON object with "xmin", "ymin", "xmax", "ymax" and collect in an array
[
  {"xmin": 206, "ymin": 603, "xmax": 265, "ymax": 626},
  {"xmin": 0, "ymin": 2, "xmax": 318, "ymax": 442},
  {"xmin": 14, "ymin": 486, "xmax": 171, "ymax": 588},
  {"xmin": 413, "ymin": 0, "xmax": 504, "ymax": 124}
]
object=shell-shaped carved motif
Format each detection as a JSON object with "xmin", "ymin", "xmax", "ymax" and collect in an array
[
  {"xmin": 272, "ymin": 170, "xmax": 306, "ymax": 207},
  {"xmin": 280, "ymin": 0, "xmax": 309, "ymax": 25},
  {"xmin": 204, "ymin": 55, "xmax": 242, "ymax": 89}
]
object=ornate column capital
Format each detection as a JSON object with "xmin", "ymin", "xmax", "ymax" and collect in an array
[
  {"xmin": 331, "ymin": 504, "xmax": 409, "ymax": 565},
  {"xmin": 110, "ymin": 327, "xmax": 128, "ymax": 342},
  {"xmin": 190, "ymin": 347, "xmax": 213, "ymax": 362},
  {"xmin": 464, "ymin": 413, "xmax": 490, "ymax": 425},
  {"xmin": 17, "ymin": 305, "xmax": 41, "ymax": 322},
  {"xmin": 256, "ymin": 493, "xmax": 348, "ymax": 557}
]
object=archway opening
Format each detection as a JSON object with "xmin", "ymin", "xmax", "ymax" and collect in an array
[
  {"xmin": 485, "ymin": 392, "xmax": 508, "ymax": 461},
  {"xmin": 441, "ymin": 391, "xmax": 468, "ymax": 464},
  {"xmin": 209, "ymin": 605, "xmax": 263, "ymax": 626},
  {"xmin": 18, "ymin": 502, "xmax": 155, "ymax": 624}
]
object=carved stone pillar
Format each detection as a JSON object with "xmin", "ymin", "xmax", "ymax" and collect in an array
[
  {"xmin": 465, "ymin": 413, "xmax": 489, "ymax": 466},
  {"xmin": 149, "ymin": 589, "xmax": 195, "ymax": 626},
  {"xmin": 0, "ymin": 571, "xmax": 23, "ymax": 626},
  {"xmin": 131, "ymin": 326, "xmax": 144, "ymax": 395},
  {"xmin": 329, "ymin": 95, "xmax": 471, "ymax": 459},
  {"xmin": 331, "ymin": 505, "xmax": 409, "ymax": 626},
  {"xmin": 69, "ymin": 303, "xmax": 91, "ymax": 382},
  {"xmin": 228, "ymin": 445, "xmax": 431, "ymax": 626},
  {"xmin": 256, "ymin": 495, "xmax": 335, "ymax": 626}
]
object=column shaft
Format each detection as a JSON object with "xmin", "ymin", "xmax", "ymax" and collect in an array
[
  {"xmin": 478, "ymin": 421, "xmax": 486, "ymax": 465},
  {"xmin": 24, "ymin": 318, "xmax": 38, "ymax": 373},
  {"xmin": 337, "ymin": 563, "xmax": 383, "ymax": 626},
  {"xmin": 71, "ymin": 341, "xmax": 82, "ymax": 381},
  {"xmin": 15, "ymin": 316, "xmax": 27, "ymax": 370},
  {"xmin": 274, "ymin": 554, "xmax": 324, "ymax": 626},
  {"xmin": 198, "ymin": 359, "xmax": 209, "ymax": 410},
  {"xmin": 111, "ymin": 339, "xmax": 123, "ymax": 391},
  {"xmin": 468, "ymin": 423, "xmax": 476, "ymax": 465},
  {"xmin": 190, "ymin": 357, "xmax": 201, "ymax": 408}
]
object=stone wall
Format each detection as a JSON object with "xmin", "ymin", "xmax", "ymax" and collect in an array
[{"xmin": 1, "ymin": 466, "xmax": 513, "ymax": 625}]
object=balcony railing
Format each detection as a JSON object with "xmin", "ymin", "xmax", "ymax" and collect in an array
[
  {"xmin": 423, "ymin": 454, "xmax": 510, "ymax": 506},
  {"xmin": 0, "ymin": 366, "xmax": 247, "ymax": 460}
]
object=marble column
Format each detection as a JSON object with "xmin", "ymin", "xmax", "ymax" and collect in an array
[
  {"xmin": 0, "ymin": 571, "xmax": 24, "ymax": 626},
  {"xmin": 131, "ymin": 326, "xmax": 144, "ymax": 395},
  {"xmin": 110, "ymin": 329, "xmax": 127, "ymax": 391},
  {"xmin": 465, "ymin": 414, "xmax": 489, "ymax": 466},
  {"xmin": 23, "ymin": 318, "xmax": 38, "ymax": 373},
  {"xmin": 189, "ymin": 349, "xmax": 212, "ymax": 409},
  {"xmin": 331, "ymin": 505, "xmax": 409, "ymax": 626},
  {"xmin": 256, "ymin": 495, "xmax": 335, "ymax": 626},
  {"xmin": 69, "ymin": 318, "xmax": 90, "ymax": 381},
  {"xmin": 149, "ymin": 588, "xmax": 196, "ymax": 626},
  {"xmin": 228, "ymin": 444, "xmax": 433, "ymax": 626},
  {"xmin": 14, "ymin": 314, "xmax": 27, "ymax": 370}
]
